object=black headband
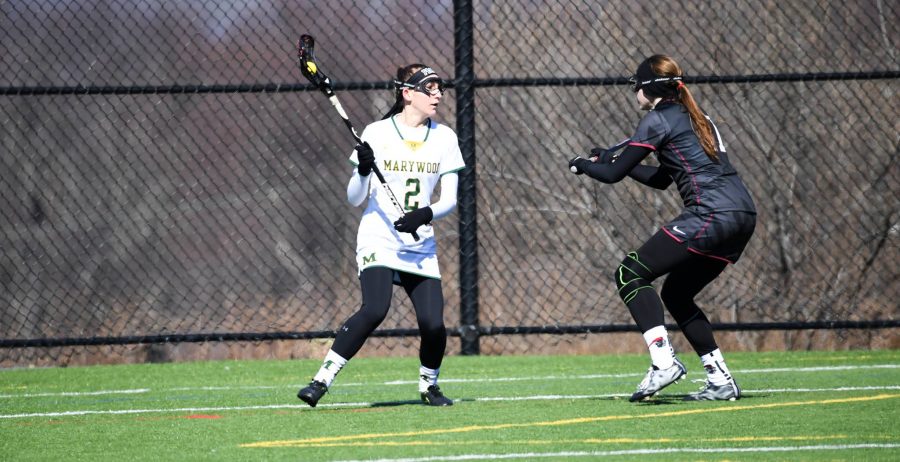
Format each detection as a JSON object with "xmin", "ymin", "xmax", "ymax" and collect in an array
[
  {"xmin": 631, "ymin": 58, "xmax": 682, "ymax": 97},
  {"xmin": 394, "ymin": 67, "xmax": 442, "ymax": 90}
]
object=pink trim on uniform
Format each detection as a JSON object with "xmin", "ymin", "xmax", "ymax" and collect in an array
[
  {"xmin": 694, "ymin": 213, "xmax": 715, "ymax": 239},
  {"xmin": 663, "ymin": 226, "xmax": 734, "ymax": 264},
  {"xmin": 628, "ymin": 141, "xmax": 656, "ymax": 150},
  {"xmin": 670, "ymin": 144, "xmax": 701, "ymax": 206},
  {"xmin": 661, "ymin": 226, "xmax": 685, "ymax": 243},
  {"xmin": 687, "ymin": 247, "xmax": 734, "ymax": 264}
]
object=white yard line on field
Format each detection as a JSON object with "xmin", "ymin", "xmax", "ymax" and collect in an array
[
  {"xmin": 379, "ymin": 364, "xmax": 900, "ymax": 385},
  {"xmin": 1, "ymin": 386, "xmax": 900, "ymax": 419},
  {"xmin": 0, "ymin": 364, "xmax": 900, "ymax": 399},
  {"xmin": 329, "ymin": 444, "xmax": 900, "ymax": 462},
  {"xmin": 0, "ymin": 388, "xmax": 150, "ymax": 399},
  {"xmin": 1, "ymin": 364, "xmax": 897, "ymax": 400}
]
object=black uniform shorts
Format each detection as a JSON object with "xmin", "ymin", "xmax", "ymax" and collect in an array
[{"xmin": 661, "ymin": 209, "xmax": 756, "ymax": 264}]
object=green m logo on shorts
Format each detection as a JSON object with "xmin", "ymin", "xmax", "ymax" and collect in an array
[{"xmin": 362, "ymin": 252, "xmax": 376, "ymax": 265}]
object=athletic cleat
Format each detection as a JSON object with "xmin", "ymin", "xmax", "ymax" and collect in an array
[
  {"xmin": 297, "ymin": 380, "xmax": 328, "ymax": 407},
  {"xmin": 420, "ymin": 385, "xmax": 453, "ymax": 406},
  {"xmin": 629, "ymin": 358, "xmax": 687, "ymax": 402},
  {"xmin": 684, "ymin": 379, "xmax": 741, "ymax": 401}
]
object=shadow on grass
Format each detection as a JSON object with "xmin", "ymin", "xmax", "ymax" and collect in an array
[
  {"xmin": 369, "ymin": 399, "xmax": 428, "ymax": 407},
  {"xmin": 319, "ymin": 397, "xmax": 461, "ymax": 410},
  {"xmin": 589, "ymin": 393, "xmax": 764, "ymax": 405},
  {"xmin": 324, "ymin": 393, "xmax": 767, "ymax": 410}
]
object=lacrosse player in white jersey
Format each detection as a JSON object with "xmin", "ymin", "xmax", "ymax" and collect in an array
[{"xmin": 298, "ymin": 64, "xmax": 465, "ymax": 407}]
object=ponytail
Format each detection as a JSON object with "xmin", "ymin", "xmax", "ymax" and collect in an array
[
  {"xmin": 381, "ymin": 66, "xmax": 407, "ymax": 119},
  {"xmin": 677, "ymin": 84, "xmax": 718, "ymax": 162},
  {"xmin": 381, "ymin": 94, "xmax": 404, "ymax": 120}
]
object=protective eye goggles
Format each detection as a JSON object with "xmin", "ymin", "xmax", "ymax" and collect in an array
[
  {"xmin": 395, "ymin": 78, "xmax": 445, "ymax": 96},
  {"xmin": 394, "ymin": 67, "xmax": 445, "ymax": 96},
  {"xmin": 628, "ymin": 75, "xmax": 682, "ymax": 93}
]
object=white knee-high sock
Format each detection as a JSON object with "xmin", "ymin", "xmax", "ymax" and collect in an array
[
  {"xmin": 419, "ymin": 365, "xmax": 439, "ymax": 393},
  {"xmin": 643, "ymin": 326, "xmax": 675, "ymax": 369},
  {"xmin": 700, "ymin": 349, "xmax": 733, "ymax": 386},
  {"xmin": 312, "ymin": 350, "xmax": 348, "ymax": 388}
]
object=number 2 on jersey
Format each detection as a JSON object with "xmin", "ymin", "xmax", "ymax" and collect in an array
[{"xmin": 404, "ymin": 178, "xmax": 420, "ymax": 211}]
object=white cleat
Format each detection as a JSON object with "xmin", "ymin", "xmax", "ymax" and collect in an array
[
  {"xmin": 629, "ymin": 358, "xmax": 687, "ymax": 402},
  {"xmin": 684, "ymin": 379, "xmax": 741, "ymax": 401}
]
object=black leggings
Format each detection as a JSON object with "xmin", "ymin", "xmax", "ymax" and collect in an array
[
  {"xmin": 330, "ymin": 267, "xmax": 446, "ymax": 369},
  {"xmin": 614, "ymin": 229, "xmax": 727, "ymax": 356}
]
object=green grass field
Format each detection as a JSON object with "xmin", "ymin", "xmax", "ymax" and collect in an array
[{"xmin": 2, "ymin": 349, "xmax": 899, "ymax": 461}]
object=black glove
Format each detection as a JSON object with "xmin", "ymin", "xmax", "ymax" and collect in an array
[
  {"xmin": 393, "ymin": 207, "xmax": 433, "ymax": 233},
  {"xmin": 589, "ymin": 147, "xmax": 616, "ymax": 163},
  {"xmin": 568, "ymin": 156, "xmax": 589, "ymax": 175},
  {"xmin": 356, "ymin": 142, "xmax": 375, "ymax": 176}
]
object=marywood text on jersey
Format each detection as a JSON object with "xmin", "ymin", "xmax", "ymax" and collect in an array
[{"xmin": 382, "ymin": 159, "xmax": 440, "ymax": 174}]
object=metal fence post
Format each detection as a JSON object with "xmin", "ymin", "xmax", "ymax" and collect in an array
[{"xmin": 454, "ymin": 0, "xmax": 480, "ymax": 355}]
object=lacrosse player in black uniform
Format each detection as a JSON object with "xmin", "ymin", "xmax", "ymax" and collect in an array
[{"xmin": 568, "ymin": 55, "xmax": 757, "ymax": 401}]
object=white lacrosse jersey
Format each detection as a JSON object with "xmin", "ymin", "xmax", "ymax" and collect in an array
[{"xmin": 349, "ymin": 116, "xmax": 465, "ymax": 279}]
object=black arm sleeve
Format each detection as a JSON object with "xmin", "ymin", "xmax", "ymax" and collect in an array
[
  {"xmin": 579, "ymin": 144, "xmax": 654, "ymax": 184},
  {"xmin": 628, "ymin": 165, "xmax": 673, "ymax": 189}
]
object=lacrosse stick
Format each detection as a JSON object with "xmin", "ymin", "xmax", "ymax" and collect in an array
[{"xmin": 297, "ymin": 34, "xmax": 419, "ymax": 241}]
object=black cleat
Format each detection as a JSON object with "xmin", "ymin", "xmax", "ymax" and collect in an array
[
  {"xmin": 420, "ymin": 385, "xmax": 453, "ymax": 406},
  {"xmin": 297, "ymin": 380, "xmax": 328, "ymax": 407}
]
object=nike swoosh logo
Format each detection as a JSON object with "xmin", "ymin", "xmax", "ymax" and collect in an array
[{"xmin": 672, "ymin": 226, "xmax": 687, "ymax": 236}]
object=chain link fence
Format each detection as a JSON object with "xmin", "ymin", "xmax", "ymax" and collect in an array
[{"xmin": 1, "ymin": 1, "xmax": 897, "ymax": 366}]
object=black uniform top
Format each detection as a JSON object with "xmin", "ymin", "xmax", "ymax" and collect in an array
[{"xmin": 579, "ymin": 101, "xmax": 756, "ymax": 216}]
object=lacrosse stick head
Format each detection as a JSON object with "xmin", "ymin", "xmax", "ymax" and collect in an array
[{"xmin": 297, "ymin": 34, "xmax": 331, "ymax": 94}]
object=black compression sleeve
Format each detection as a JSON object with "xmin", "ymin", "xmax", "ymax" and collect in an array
[
  {"xmin": 628, "ymin": 165, "xmax": 673, "ymax": 189},
  {"xmin": 579, "ymin": 144, "xmax": 653, "ymax": 184}
]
